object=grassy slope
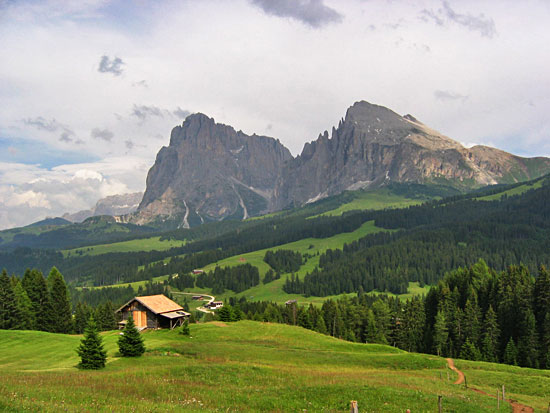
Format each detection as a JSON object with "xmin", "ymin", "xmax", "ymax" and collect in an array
[
  {"xmin": 475, "ymin": 179, "xmax": 544, "ymax": 201},
  {"xmin": 190, "ymin": 220, "xmax": 429, "ymax": 305},
  {"xmin": 87, "ymin": 221, "xmax": 430, "ymax": 304},
  {"xmin": 63, "ymin": 236, "xmax": 185, "ymax": 257},
  {"xmin": 0, "ymin": 322, "xmax": 527, "ymax": 412},
  {"xmin": 312, "ymin": 188, "xmax": 422, "ymax": 218},
  {"xmin": 453, "ymin": 358, "xmax": 550, "ymax": 410}
]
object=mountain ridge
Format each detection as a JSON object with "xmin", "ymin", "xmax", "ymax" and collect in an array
[{"xmin": 129, "ymin": 100, "xmax": 550, "ymax": 226}]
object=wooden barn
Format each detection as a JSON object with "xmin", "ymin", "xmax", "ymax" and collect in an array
[{"xmin": 116, "ymin": 294, "xmax": 190, "ymax": 330}]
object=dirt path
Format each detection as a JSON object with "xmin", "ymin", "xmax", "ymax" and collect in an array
[
  {"xmin": 446, "ymin": 358, "xmax": 534, "ymax": 413},
  {"xmin": 446, "ymin": 358, "xmax": 464, "ymax": 384},
  {"xmin": 171, "ymin": 292, "xmax": 215, "ymax": 314}
]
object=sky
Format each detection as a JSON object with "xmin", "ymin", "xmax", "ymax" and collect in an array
[{"xmin": 1, "ymin": 0, "xmax": 549, "ymax": 229}]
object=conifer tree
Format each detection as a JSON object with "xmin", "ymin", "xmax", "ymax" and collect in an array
[
  {"xmin": 217, "ymin": 305, "xmax": 233, "ymax": 322},
  {"xmin": 231, "ymin": 305, "xmax": 243, "ymax": 322},
  {"xmin": 433, "ymin": 310, "xmax": 448, "ymax": 357},
  {"xmin": 517, "ymin": 309, "xmax": 538, "ymax": 368},
  {"xmin": 77, "ymin": 315, "xmax": 107, "ymax": 369},
  {"xmin": 0, "ymin": 269, "xmax": 18, "ymax": 329},
  {"xmin": 96, "ymin": 301, "xmax": 117, "ymax": 331},
  {"xmin": 463, "ymin": 298, "xmax": 481, "ymax": 347},
  {"xmin": 47, "ymin": 267, "xmax": 73, "ymax": 334},
  {"xmin": 13, "ymin": 282, "xmax": 33, "ymax": 330},
  {"xmin": 74, "ymin": 302, "xmax": 92, "ymax": 334},
  {"xmin": 372, "ymin": 300, "xmax": 391, "ymax": 344},
  {"xmin": 314, "ymin": 313, "xmax": 328, "ymax": 335},
  {"xmin": 22, "ymin": 269, "xmax": 54, "ymax": 331},
  {"xmin": 541, "ymin": 313, "xmax": 550, "ymax": 369},
  {"xmin": 297, "ymin": 310, "xmax": 313, "ymax": 330},
  {"xmin": 503, "ymin": 338, "xmax": 518, "ymax": 366},
  {"xmin": 118, "ymin": 315, "xmax": 145, "ymax": 357},
  {"xmin": 460, "ymin": 338, "xmax": 481, "ymax": 361},
  {"xmin": 180, "ymin": 319, "xmax": 190, "ymax": 336},
  {"xmin": 363, "ymin": 309, "xmax": 378, "ymax": 343},
  {"xmin": 481, "ymin": 305, "xmax": 500, "ymax": 362}
]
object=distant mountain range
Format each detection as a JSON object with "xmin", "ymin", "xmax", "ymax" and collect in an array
[
  {"xmin": 62, "ymin": 192, "xmax": 143, "ymax": 223},
  {"xmin": 124, "ymin": 101, "xmax": 550, "ymax": 227}
]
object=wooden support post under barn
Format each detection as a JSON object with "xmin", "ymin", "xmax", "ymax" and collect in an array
[{"xmin": 116, "ymin": 294, "xmax": 190, "ymax": 330}]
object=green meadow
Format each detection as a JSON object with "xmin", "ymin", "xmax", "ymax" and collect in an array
[
  {"xmin": 63, "ymin": 236, "xmax": 185, "ymax": 257},
  {"xmin": 475, "ymin": 179, "xmax": 544, "ymax": 201},
  {"xmin": 311, "ymin": 189, "xmax": 422, "ymax": 218},
  {"xmin": 0, "ymin": 321, "xmax": 534, "ymax": 412},
  {"xmin": 85, "ymin": 221, "xmax": 430, "ymax": 305},
  {"xmin": 190, "ymin": 220, "xmax": 400, "ymax": 304}
]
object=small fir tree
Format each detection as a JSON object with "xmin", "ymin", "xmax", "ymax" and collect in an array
[
  {"xmin": 118, "ymin": 315, "xmax": 146, "ymax": 357},
  {"xmin": 314, "ymin": 313, "xmax": 328, "ymax": 335},
  {"xmin": 180, "ymin": 319, "xmax": 190, "ymax": 336},
  {"xmin": 503, "ymin": 338, "xmax": 518, "ymax": 366},
  {"xmin": 460, "ymin": 338, "xmax": 481, "ymax": 361},
  {"xmin": 217, "ymin": 305, "xmax": 233, "ymax": 322},
  {"xmin": 76, "ymin": 315, "xmax": 107, "ymax": 369}
]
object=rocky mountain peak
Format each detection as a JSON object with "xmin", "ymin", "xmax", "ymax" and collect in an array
[
  {"xmin": 132, "ymin": 112, "xmax": 292, "ymax": 227},
  {"xmin": 131, "ymin": 102, "xmax": 550, "ymax": 227}
]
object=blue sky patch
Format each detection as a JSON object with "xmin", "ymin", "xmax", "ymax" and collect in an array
[{"xmin": 0, "ymin": 137, "xmax": 100, "ymax": 169}]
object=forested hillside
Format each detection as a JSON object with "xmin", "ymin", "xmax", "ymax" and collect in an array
[{"xmin": 284, "ymin": 176, "xmax": 550, "ymax": 296}]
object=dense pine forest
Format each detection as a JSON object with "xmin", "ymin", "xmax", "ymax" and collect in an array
[
  {"xmin": 284, "ymin": 178, "xmax": 550, "ymax": 296},
  {"xmin": 229, "ymin": 261, "xmax": 550, "ymax": 369}
]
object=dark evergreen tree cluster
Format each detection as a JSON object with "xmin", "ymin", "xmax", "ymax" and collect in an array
[
  {"xmin": 195, "ymin": 264, "xmax": 260, "ymax": 294},
  {"xmin": 0, "ymin": 267, "xmax": 73, "ymax": 332},
  {"xmin": 423, "ymin": 261, "xmax": 550, "ymax": 368},
  {"xmin": 263, "ymin": 249, "xmax": 302, "ymax": 273},
  {"xmin": 236, "ymin": 260, "xmax": 550, "ymax": 370},
  {"xmin": 0, "ymin": 266, "xmax": 125, "ymax": 335},
  {"xmin": 262, "ymin": 269, "xmax": 280, "ymax": 284}
]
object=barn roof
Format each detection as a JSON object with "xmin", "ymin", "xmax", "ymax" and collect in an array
[{"xmin": 117, "ymin": 294, "xmax": 184, "ymax": 315}]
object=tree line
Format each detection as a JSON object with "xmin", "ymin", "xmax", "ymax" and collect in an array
[
  {"xmin": 0, "ymin": 267, "xmax": 172, "ymax": 335},
  {"xmin": 228, "ymin": 260, "xmax": 550, "ymax": 370}
]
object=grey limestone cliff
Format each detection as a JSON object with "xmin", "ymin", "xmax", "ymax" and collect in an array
[{"xmin": 133, "ymin": 113, "xmax": 292, "ymax": 226}]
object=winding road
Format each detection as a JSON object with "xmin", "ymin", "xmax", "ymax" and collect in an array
[
  {"xmin": 172, "ymin": 292, "xmax": 216, "ymax": 314},
  {"xmin": 446, "ymin": 358, "xmax": 533, "ymax": 413}
]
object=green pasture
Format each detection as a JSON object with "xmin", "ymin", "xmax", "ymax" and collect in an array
[
  {"xmin": 453, "ymin": 358, "xmax": 550, "ymax": 411},
  {"xmin": 0, "ymin": 321, "xmax": 527, "ymax": 412},
  {"xmin": 311, "ymin": 189, "xmax": 422, "ymax": 218},
  {"xmin": 63, "ymin": 236, "xmax": 185, "ymax": 257},
  {"xmin": 475, "ymin": 179, "xmax": 544, "ymax": 201}
]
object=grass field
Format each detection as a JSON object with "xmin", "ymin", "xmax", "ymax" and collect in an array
[
  {"xmin": 475, "ymin": 179, "xmax": 544, "ymax": 201},
  {"xmin": 88, "ymin": 221, "xmax": 429, "ymax": 305},
  {"xmin": 77, "ymin": 274, "xmax": 172, "ymax": 290},
  {"xmin": 0, "ymin": 321, "xmax": 533, "ymax": 412},
  {"xmin": 193, "ymin": 220, "xmax": 392, "ymax": 304},
  {"xmin": 63, "ymin": 236, "xmax": 185, "ymax": 257},
  {"xmin": 453, "ymin": 358, "xmax": 550, "ymax": 411},
  {"xmin": 311, "ymin": 189, "xmax": 422, "ymax": 218}
]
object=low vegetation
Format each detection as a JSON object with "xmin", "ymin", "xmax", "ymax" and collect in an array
[{"xmin": 2, "ymin": 321, "xmax": 545, "ymax": 412}]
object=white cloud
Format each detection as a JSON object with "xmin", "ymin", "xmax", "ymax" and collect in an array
[
  {"xmin": 0, "ymin": 0, "xmax": 549, "ymax": 227},
  {"xmin": 0, "ymin": 157, "xmax": 148, "ymax": 229}
]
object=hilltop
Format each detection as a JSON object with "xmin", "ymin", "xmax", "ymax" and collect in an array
[{"xmin": 1, "ymin": 321, "xmax": 549, "ymax": 412}]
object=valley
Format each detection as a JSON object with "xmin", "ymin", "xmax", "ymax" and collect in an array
[{"xmin": 2, "ymin": 104, "xmax": 550, "ymax": 412}]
